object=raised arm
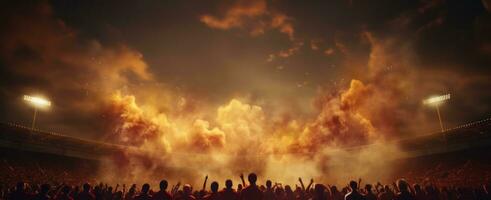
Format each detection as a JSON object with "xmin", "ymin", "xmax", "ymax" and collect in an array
[
  {"xmin": 298, "ymin": 177, "xmax": 305, "ymax": 191},
  {"xmin": 172, "ymin": 182, "xmax": 181, "ymax": 195},
  {"xmin": 306, "ymin": 178, "xmax": 314, "ymax": 191},
  {"xmin": 240, "ymin": 173, "xmax": 246, "ymax": 187},
  {"xmin": 202, "ymin": 175, "xmax": 208, "ymax": 191}
]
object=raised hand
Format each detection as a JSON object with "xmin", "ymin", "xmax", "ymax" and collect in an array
[
  {"xmin": 298, "ymin": 177, "xmax": 305, "ymax": 190},
  {"xmin": 240, "ymin": 173, "xmax": 246, "ymax": 186},
  {"xmin": 306, "ymin": 178, "xmax": 314, "ymax": 191}
]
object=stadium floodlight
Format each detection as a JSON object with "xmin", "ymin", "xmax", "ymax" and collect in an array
[
  {"xmin": 23, "ymin": 95, "xmax": 51, "ymax": 130},
  {"xmin": 423, "ymin": 94, "xmax": 450, "ymax": 132},
  {"xmin": 24, "ymin": 95, "xmax": 51, "ymax": 108}
]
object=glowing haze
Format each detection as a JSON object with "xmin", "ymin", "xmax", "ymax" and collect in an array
[{"xmin": 1, "ymin": 0, "xmax": 491, "ymax": 186}]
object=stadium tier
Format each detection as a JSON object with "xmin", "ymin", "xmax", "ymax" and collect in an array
[{"xmin": 0, "ymin": 123, "xmax": 124, "ymax": 161}]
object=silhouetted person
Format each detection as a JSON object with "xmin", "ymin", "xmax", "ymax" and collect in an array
[
  {"xmin": 378, "ymin": 185, "xmax": 394, "ymax": 200},
  {"xmin": 94, "ymin": 185, "xmax": 103, "ymax": 200},
  {"xmin": 240, "ymin": 173, "xmax": 263, "ymax": 200},
  {"xmin": 220, "ymin": 180, "xmax": 239, "ymax": 200},
  {"xmin": 284, "ymin": 185, "xmax": 295, "ymax": 200},
  {"xmin": 345, "ymin": 181, "xmax": 363, "ymax": 200},
  {"xmin": 310, "ymin": 184, "xmax": 327, "ymax": 200},
  {"xmin": 153, "ymin": 180, "xmax": 173, "ymax": 200},
  {"xmin": 102, "ymin": 186, "xmax": 113, "ymax": 200},
  {"xmin": 135, "ymin": 184, "xmax": 152, "ymax": 200},
  {"xmin": 204, "ymin": 182, "xmax": 220, "ymax": 200},
  {"xmin": 125, "ymin": 185, "xmax": 137, "ymax": 200},
  {"xmin": 274, "ymin": 187, "xmax": 286, "ymax": 200},
  {"xmin": 363, "ymin": 184, "xmax": 376, "ymax": 200},
  {"xmin": 77, "ymin": 183, "xmax": 95, "ymax": 200},
  {"xmin": 237, "ymin": 184, "xmax": 243, "ymax": 193},
  {"xmin": 394, "ymin": 179, "xmax": 414, "ymax": 200},
  {"xmin": 330, "ymin": 186, "xmax": 344, "ymax": 200},
  {"xmin": 263, "ymin": 180, "xmax": 275, "ymax": 200},
  {"xmin": 178, "ymin": 184, "xmax": 196, "ymax": 200}
]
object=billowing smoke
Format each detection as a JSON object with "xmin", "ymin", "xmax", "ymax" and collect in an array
[
  {"xmin": 4, "ymin": 0, "xmax": 489, "ymax": 188},
  {"xmin": 0, "ymin": 1, "xmax": 418, "ymax": 186},
  {"xmin": 101, "ymin": 32, "xmax": 412, "ymax": 185}
]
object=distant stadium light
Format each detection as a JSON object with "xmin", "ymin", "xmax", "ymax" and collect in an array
[
  {"xmin": 423, "ymin": 94, "xmax": 450, "ymax": 133},
  {"xmin": 24, "ymin": 95, "xmax": 51, "ymax": 108},
  {"xmin": 423, "ymin": 94, "xmax": 450, "ymax": 105},
  {"xmin": 23, "ymin": 95, "xmax": 51, "ymax": 130}
]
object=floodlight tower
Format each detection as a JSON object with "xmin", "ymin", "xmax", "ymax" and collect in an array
[
  {"xmin": 23, "ymin": 95, "xmax": 51, "ymax": 130},
  {"xmin": 423, "ymin": 94, "xmax": 450, "ymax": 132}
]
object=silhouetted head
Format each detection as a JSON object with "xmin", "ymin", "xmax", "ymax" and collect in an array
[
  {"xmin": 266, "ymin": 180, "xmax": 272, "ymax": 188},
  {"xmin": 160, "ymin": 180, "xmax": 168, "ymax": 190},
  {"xmin": 285, "ymin": 185, "xmax": 293, "ymax": 193},
  {"xmin": 83, "ymin": 183, "xmax": 91, "ymax": 192},
  {"xmin": 141, "ymin": 183, "xmax": 150, "ymax": 194},
  {"xmin": 16, "ymin": 182, "xmax": 25, "ymax": 192},
  {"xmin": 365, "ymin": 184, "xmax": 372, "ymax": 192},
  {"xmin": 183, "ymin": 184, "xmax": 192, "ymax": 195},
  {"xmin": 275, "ymin": 187, "xmax": 284, "ymax": 196},
  {"xmin": 40, "ymin": 184, "xmax": 50, "ymax": 195},
  {"xmin": 211, "ymin": 181, "xmax": 219, "ymax": 193},
  {"xmin": 397, "ymin": 179, "xmax": 409, "ymax": 192},
  {"xmin": 248, "ymin": 173, "xmax": 257, "ymax": 185},
  {"xmin": 349, "ymin": 181, "xmax": 358, "ymax": 190},
  {"xmin": 225, "ymin": 179, "xmax": 233, "ymax": 189},
  {"xmin": 238, "ymin": 184, "xmax": 243, "ymax": 191},
  {"xmin": 315, "ymin": 184, "xmax": 326, "ymax": 196}
]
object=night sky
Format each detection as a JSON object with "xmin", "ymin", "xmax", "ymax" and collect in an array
[{"xmin": 1, "ymin": 0, "xmax": 490, "ymax": 140}]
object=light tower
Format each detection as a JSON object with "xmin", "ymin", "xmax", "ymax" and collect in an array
[
  {"xmin": 423, "ymin": 94, "xmax": 450, "ymax": 132},
  {"xmin": 23, "ymin": 95, "xmax": 51, "ymax": 130}
]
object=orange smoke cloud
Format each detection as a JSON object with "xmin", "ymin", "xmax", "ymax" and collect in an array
[
  {"xmin": 200, "ymin": 0, "xmax": 294, "ymax": 40},
  {"xmin": 102, "ymin": 74, "xmax": 403, "ymax": 186},
  {"xmin": 99, "ymin": 30, "xmax": 423, "ymax": 185},
  {"xmin": 189, "ymin": 119, "xmax": 225, "ymax": 151}
]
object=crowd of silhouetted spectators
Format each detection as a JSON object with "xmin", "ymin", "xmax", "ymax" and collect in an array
[
  {"xmin": 1, "ymin": 172, "xmax": 491, "ymax": 200},
  {"xmin": 2, "ymin": 152, "xmax": 491, "ymax": 200}
]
